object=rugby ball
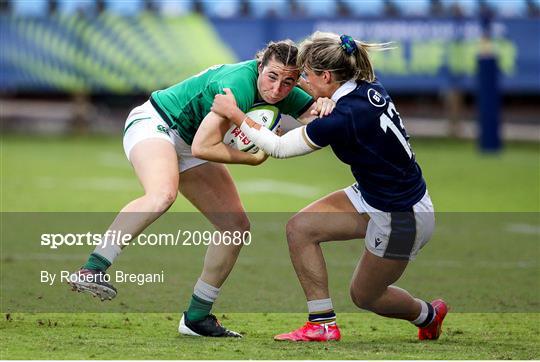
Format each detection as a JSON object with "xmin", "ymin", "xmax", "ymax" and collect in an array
[{"xmin": 223, "ymin": 104, "xmax": 281, "ymax": 153}]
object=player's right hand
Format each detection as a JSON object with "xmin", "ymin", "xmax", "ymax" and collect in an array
[
  {"xmin": 311, "ymin": 97, "xmax": 335, "ymax": 117},
  {"xmin": 212, "ymin": 88, "xmax": 237, "ymax": 119}
]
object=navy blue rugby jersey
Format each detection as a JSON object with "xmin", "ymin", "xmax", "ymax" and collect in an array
[{"xmin": 305, "ymin": 80, "xmax": 426, "ymax": 212}]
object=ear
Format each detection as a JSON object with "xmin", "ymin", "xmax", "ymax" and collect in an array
[
  {"xmin": 258, "ymin": 63, "xmax": 264, "ymax": 74},
  {"xmin": 323, "ymin": 71, "xmax": 333, "ymax": 84}
]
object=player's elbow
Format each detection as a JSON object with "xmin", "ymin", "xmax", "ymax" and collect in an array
[{"xmin": 191, "ymin": 143, "xmax": 207, "ymax": 159}]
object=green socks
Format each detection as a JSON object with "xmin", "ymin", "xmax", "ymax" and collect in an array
[
  {"xmin": 83, "ymin": 253, "xmax": 111, "ymax": 272},
  {"xmin": 186, "ymin": 294, "xmax": 213, "ymax": 321}
]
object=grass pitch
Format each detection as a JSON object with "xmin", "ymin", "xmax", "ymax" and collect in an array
[
  {"xmin": 1, "ymin": 135, "xmax": 539, "ymax": 359},
  {"xmin": 2, "ymin": 136, "xmax": 539, "ymax": 212},
  {"xmin": 2, "ymin": 313, "xmax": 539, "ymax": 359}
]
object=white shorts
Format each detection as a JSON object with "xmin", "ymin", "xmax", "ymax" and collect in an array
[
  {"xmin": 122, "ymin": 100, "xmax": 207, "ymax": 173},
  {"xmin": 344, "ymin": 184, "xmax": 435, "ymax": 261}
]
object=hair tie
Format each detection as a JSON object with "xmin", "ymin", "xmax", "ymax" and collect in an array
[{"xmin": 340, "ymin": 35, "xmax": 358, "ymax": 56}]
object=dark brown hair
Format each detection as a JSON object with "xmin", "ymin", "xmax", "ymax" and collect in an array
[{"xmin": 256, "ymin": 39, "xmax": 299, "ymax": 69}]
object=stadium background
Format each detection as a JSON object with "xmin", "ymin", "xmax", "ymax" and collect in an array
[
  {"xmin": 1, "ymin": 0, "xmax": 539, "ymax": 359},
  {"xmin": 1, "ymin": 0, "xmax": 540, "ymax": 138}
]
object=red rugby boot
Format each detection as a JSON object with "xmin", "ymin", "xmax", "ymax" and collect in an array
[
  {"xmin": 274, "ymin": 321, "xmax": 341, "ymax": 342},
  {"xmin": 418, "ymin": 299, "xmax": 448, "ymax": 340}
]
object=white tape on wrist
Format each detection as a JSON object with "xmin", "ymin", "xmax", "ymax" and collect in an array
[{"xmin": 239, "ymin": 122, "xmax": 317, "ymax": 159}]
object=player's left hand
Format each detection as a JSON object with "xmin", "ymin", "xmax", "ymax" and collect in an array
[
  {"xmin": 212, "ymin": 88, "xmax": 237, "ymax": 119},
  {"xmin": 250, "ymin": 149, "xmax": 269, "ymax": 165},
  {"xmin": 311, "ymin": 97, "xmax": 335, "ymax": 117}
]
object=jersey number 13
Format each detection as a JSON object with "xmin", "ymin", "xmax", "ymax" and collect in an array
[{"xmin": 379, "ymin": 102, "xmax": 413, "ymax": 159}]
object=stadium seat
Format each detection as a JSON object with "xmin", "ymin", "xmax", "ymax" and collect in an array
[
  {"xmin": 343, "ymin": 0, "xmax": 384, "ymax": 17},
  {"xmin": 106, "ymin": 0, "xmax": 143, "ymax": 16},
  {"xmin": 12, "ymin": 0, "xmax": 47, "ymax": 16},
  {"xmin": 486, "ymin": 0, "xmax": 526, "ymax": 18},
  {"xmin": 303, "ymin": 0, "xmax": 337, "ymax": 18},
  {"xmin": 200, "ymin": 0, "xmax": 240, "ymax": 18},
  {"xmin": 248, "ymin": 0, "xmax": 288, "ymax": 18},
  {"xmin": 449, "ymin": 0, "xmax": 478, "ymax": 17},
  {"xmin": 393, "ymin": 0, "xmax": 429, "ymax": 16},
  {"xmin": 57, "ymin": 0, "xmax": 86, "ymax": 15},
  {"xmin": 158, "ymin": 1, "xmax": 192, "ymax": 16}
]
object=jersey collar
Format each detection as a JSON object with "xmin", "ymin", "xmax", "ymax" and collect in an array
[{"xmin": 331, "ymin": 80, "xmax": 357, "ymax": 103}]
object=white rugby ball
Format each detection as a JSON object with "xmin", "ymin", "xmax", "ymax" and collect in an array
[{"xmin": 223, "ymin": 104, "xmax": 281, "ymax": 153}]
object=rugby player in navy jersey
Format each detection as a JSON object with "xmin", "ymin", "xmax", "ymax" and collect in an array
[{"xmin": 211, "ymin": 31, "xmax": 448, "ymax": 342}]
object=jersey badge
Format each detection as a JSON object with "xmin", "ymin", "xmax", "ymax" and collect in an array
[{"xmin": 367, "ymin": 88, "xmax": 387, "ymax": 108}]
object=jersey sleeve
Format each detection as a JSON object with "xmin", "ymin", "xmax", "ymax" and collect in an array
[
  {"xmin": 275, "ymin": 87, "xmax": 314, "ymax": 118},
  {"xmin": 305, "ymin": 108, "xmax": 349, "ymax": 148}
]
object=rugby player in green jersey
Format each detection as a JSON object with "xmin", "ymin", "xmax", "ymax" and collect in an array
[{"xmin": 68, "ymin": 40, "xmax": 335, "ymax": 338}]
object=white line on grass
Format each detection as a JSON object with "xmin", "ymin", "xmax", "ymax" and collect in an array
[
  {"xmin": 4, "ymin": 253, "xmax": 83, "ymax": 261},
  {"xmin": 414, "ymin": 259, "xmax": 538, "ymax": 269},
  {"xmin": 235, "ymin": 257, "xmax": 538, "ymax": 269},
  {"xmin": 35, "ymin": 177, "xmax": 321, "ymax": 198},
  {"xmin": 36, "ymin": 177, "xmax": 140, "ymax": 191},
  {"xmin": 236, "ymin": 179, "xmax": 322, "ymax": 198},
  {"xmin": 97, "ymin": 152, "xmax": 130, "ymax": 168},
  {"xmin": 506, "ymin": 223, "xmax": 540, "ymax": 235}
]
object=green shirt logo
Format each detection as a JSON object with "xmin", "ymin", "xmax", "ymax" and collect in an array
[{"xmin": 156, "ymin": 125, "xmax": 169, "ymax": 135}]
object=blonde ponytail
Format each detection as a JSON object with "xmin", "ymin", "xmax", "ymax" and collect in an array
[{"xmin": 298, "ymin": 31, "xmax": 392, "ymax": 83}]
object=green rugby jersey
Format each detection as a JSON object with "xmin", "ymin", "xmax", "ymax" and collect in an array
[{"xmin": 150, "ymin": 60, "xmax": 314, "ymax": 145}]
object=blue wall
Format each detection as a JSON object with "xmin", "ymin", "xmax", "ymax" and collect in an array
[
  {"xmin": 211, "ymin": 17, "xmax": 540, "ymax": 94},
  {"xmin": 1, "ymin": 15, "xmax": 539, "ymax": 94}
]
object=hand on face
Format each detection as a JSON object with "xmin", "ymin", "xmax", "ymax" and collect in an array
[{"xmin": 212, "ymin": 88, "xmax": 237, "ymax": 119}]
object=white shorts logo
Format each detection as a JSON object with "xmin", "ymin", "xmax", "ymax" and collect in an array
[{"xmin": 368, "ymin": 88, "xmax": 387, "ymax": 108}]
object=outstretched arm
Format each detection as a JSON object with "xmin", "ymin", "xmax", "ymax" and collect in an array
[
  {"xmin": 191, "ymin": 111, "xmax": 268, "ymax": 166},
  {"xmin": 211, "ymin": 89, "xmax": 321, "ymax": 159}
]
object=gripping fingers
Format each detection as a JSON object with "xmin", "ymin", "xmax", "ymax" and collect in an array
[
  {"xmin": 315, "ymin": 98, "xmax": 335, "ymax": 117},
  {"xmin": 327, "ymin": 100, "xmax": 336, "ymax": 115},
  {"xmin": 321, "ymin": 102, "xmax": 329, "ymax": 117},
  {"xmin": 321, "ymin": 98, "xmax": 335, "ymax": 116},
  {"xmin": 252, "ymin": 149, "xmax": 269, "ymax": 165},
  {"xmin": 310, "ymin": 98, "xmax": 335, "ymax": 117}
]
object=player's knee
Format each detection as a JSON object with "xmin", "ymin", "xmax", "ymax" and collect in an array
[
  {"xmin": 235, "ymin": 214, "xmax": 251, "ymax": 234},
  {"xmin": 350, "ymin": 287, "xmax": 377, "ymax": 311},
  {"xmin": 285, "ymin": 214, "xmax": 318, "ymax": 248},
  {"xmin": 235, "ymin": 216, "xmax": 250, "ymax": 249},
  {"xmin": 216, "ymin": 214, "xmax": 250, "ymax": 234},
  {"xmin": 146, "ymin": 188, "xmax": 177, "ymax": 213},
  {"xmin": 214, "ymin": 214, "xmax": 250, "ymax": 251},
  {"xmin": 286, "ymin": 215, "xmax": 311, "ymax": 247}
]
